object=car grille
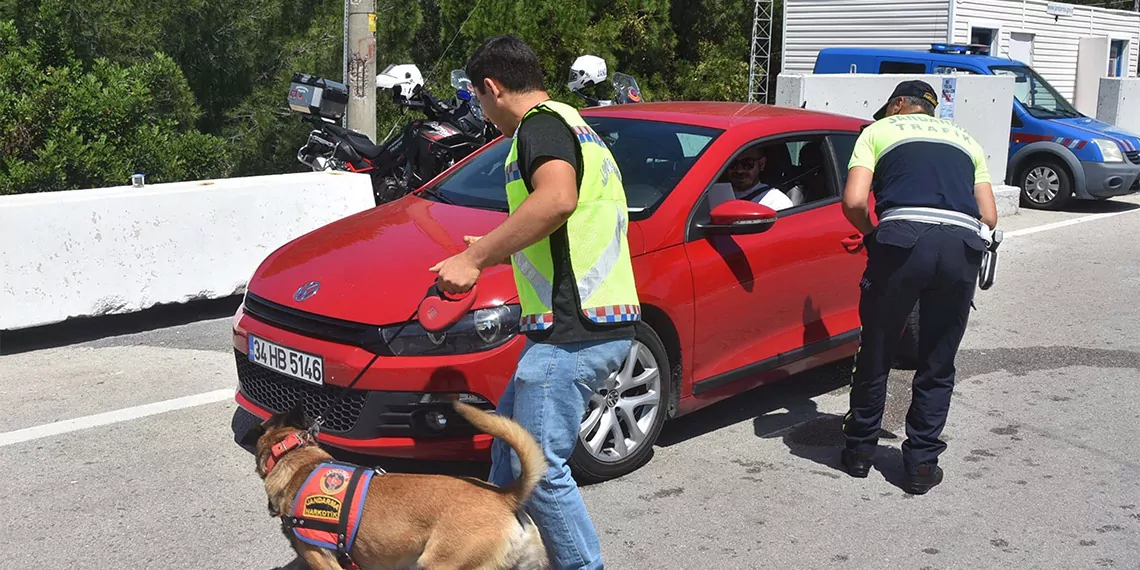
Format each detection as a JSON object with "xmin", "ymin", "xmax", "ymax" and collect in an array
[
  {"xmin": 235, "ymin": 351, "xmax": 367, "ymax": 433},
  {"xmin": 242, "ymin": 293, "xmax": 390, "ymax": 354},
  {"xmin": 1126, "ymin": 150, "xmax": 1140, "ymax": 165}
]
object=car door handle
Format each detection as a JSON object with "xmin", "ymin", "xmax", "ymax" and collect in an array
[{"xmin": 841, "ymin": 235, "xmax": 864, "ymax": 253}]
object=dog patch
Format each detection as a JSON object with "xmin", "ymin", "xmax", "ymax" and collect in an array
[{"xmin": 289, "ymin": 462, "xmax": 376, "ymax": 552}]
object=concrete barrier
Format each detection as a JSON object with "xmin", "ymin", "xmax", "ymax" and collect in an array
[
  {"xmin": 1096, "ymin": 78, "xmax": 1140, "ymax": 136},
  {"xmin": 1, "ymin": 171, "xmax": 375, "ymax": 331},
  {"xmin": 776, "ymin": 73, "xmax": 1021, "ymax": 217}
]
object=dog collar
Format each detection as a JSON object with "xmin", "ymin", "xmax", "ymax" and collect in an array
[{"xmin": 265, "ymin": 432, "xmax": 309, "ymax": 475}]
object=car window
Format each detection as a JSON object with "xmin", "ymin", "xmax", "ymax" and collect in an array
[
  {"xmin": 879, "ymin": 60, "xmax": 927, "ymax": 74},
  {"xmin": 425, "ymin": 117, "xmax": 723, "ymax": 218},
  {"xmin": 990, "ymin": 65, "xmax": 1082, "ymax": 119},
  {"xmin": 827, "ymin": 133, "xmax": 859, "ymax": 189},
  {"xmin": 705, "ymin": 134, "xmax": 844, "ymax": 217}
]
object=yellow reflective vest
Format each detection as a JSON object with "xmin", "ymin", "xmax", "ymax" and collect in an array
[{"xmin": 504, "ymin": 100, "xmax": 640, "ymax": 332}]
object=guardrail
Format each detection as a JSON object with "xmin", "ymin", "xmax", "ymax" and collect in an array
[{"xmin": 1, "ymin": 171, "xmax": 375, "ymax": 331}]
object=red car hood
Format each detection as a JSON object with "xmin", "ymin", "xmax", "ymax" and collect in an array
[{"xmin": 247, "ymin": 196, "xmax": 518, "ymax": 326}]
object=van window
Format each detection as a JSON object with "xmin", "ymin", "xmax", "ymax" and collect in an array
[{"xmin": 879, "ymin": 61, "xmax": 927, "ymax": 74}]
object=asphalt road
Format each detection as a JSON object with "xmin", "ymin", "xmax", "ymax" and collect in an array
[{"xmin": 2, "ymin": 196, "xmax": 1139, "ymax": 569}]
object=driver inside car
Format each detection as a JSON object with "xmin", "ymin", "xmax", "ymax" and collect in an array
[{"xmin": 725, "ymin": 146, "xmax": 797, "ymax": 211}]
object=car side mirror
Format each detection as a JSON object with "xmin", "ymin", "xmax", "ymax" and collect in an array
[{"xmin": 698, "ymin": 199, "xmax": 778, "ymax": 235}]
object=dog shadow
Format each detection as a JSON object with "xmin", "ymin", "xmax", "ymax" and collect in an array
[{"xmin": 760, "ymin": 412, "xmax": 911, "ymax": 491}]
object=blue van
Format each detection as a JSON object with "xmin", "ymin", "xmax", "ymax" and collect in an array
[{"xmin": 813, "ymin": 44, "xmax": 1140, "ymax": 210}]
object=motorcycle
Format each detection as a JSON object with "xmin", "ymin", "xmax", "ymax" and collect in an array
[{"xmin": 287, "ymin": 65, "xmax": 497, "ymax": 205}]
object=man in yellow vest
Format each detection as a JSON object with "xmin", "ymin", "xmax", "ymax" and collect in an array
[{"xmin": 430, "ymin": 35, "xmax": 639, "ymax": 570}]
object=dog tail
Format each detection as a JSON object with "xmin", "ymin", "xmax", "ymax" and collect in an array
[{"xmin": 452, "ymin": 401, "xmax": 547, "ymax": 508}]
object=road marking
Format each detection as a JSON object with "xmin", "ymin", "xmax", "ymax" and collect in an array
[
  {"xmin": 1006, "ymin": 208, "xmax": 1140, "ymax": 238},
  {"xmin": 0, "ymin": 388, "xmax": 235, "ymax": 448}
]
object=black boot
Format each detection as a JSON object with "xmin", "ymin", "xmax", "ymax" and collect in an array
[
  {"xmin": 841, "ymin": 448, "xmax": 874, "ymax": 478},
  {"xmin": 904, "ymin": 464, "xmax": 944, "ymax": 495}
]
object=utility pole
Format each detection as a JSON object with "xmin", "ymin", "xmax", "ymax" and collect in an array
[
  {"xmin": 747, "ymin": 0, "xmax": 774, "ymax": 104},
  {"xmin": 345, "ymin": 0, "xmax": 377, "ymax": 141}
]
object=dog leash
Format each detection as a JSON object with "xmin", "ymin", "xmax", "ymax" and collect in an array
[{"xmin": 305, "ymin": 282, "xmax": 477, "ymax": 438}]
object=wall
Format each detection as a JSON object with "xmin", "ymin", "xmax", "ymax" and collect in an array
[
  {"xmin": 1, "ymin": 171, "xmax": 376, "ymax": 331},
  {"xmin": 952, "ymin": 0, "xmax": 1140, "ymax": 102},
  {"xmin": 782, "ymin": 0, "xmax": 952, "ymax": 74},
  {"xmin": 1096, "ymin": 78, "xmax": 1140, "ymax": 136},
  {"xmin": 775, "ymin": 73, "xmax": 1017, "ymax": 184}
]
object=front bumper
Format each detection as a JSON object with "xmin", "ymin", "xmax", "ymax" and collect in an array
[
  {"xmin": 1080, "ymin": 160, "xmax": 1140, "ymax": 198},
  {"xmin": 231, "ymin": 301, "xmax": 524, "ymax": 461}
]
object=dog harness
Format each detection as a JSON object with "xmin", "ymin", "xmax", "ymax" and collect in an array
[{"xmin": 265, "ymin": 434, "xmax": 382, "ymax": 570}]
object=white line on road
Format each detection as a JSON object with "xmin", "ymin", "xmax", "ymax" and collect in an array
[
  {"xmin": 0, "ymin": 388, "xmax": 235, "ymax": 448},
  {"xmin": 1006, "ymin": 208, "xmax": 1140, "ymax": 238}
]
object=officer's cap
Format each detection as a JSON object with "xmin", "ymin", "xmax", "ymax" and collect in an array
[{"xmin": 874, "ymin": 80, "xmax": 939, "ymax": 120}]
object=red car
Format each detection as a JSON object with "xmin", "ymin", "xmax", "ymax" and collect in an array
[{"xmin": 232, "ymin": 102, "xmax": 893, "ymax": 483}]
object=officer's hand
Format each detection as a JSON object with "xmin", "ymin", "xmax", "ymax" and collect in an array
[{"xmin": 429, "ymin": 252, "xmax": 481, "ymax": 295}]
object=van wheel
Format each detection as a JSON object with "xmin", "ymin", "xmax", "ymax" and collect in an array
[
  {"xmin": 1019, "ymin": 158, "xmax": 1072, "ymax": 211},
  {"xmin": 569, "ymin": 323, "xmax": 670, "ymax": 484},
  {"xmin": 894, "ymin": 301, "xmax": 920, "ymax": 371}
]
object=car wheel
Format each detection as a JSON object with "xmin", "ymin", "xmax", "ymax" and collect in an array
[
  {"xmin": 1019, "ymin": 158, "xmax": 1072, "ymax": 211},
  {"xmin": 894, "ymin": 301, "xmax": 920, "ymax": 371},
  {"xmin": 569, "ymin": 323, "xmax": 670, "ymax": 484}
]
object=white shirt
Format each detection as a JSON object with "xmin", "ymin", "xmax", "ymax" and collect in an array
[{"xmin": 735, "ymin": 185, "xmax": 794, "ymax": 211}]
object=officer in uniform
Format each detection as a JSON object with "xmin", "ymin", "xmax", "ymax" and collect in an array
[
  {"xmin": 839, "ymin": 80, "xmax": 998, "ymax": 495},
  {"xmin": 431, "ymin": 35, "xmax": 639, "ymax": 569}
]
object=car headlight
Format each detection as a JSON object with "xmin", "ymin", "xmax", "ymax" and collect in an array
[
  {"xmin": 381, "ymin": 305, "xmax": 521, "ymax": 356},
  {"xmin": 1093, "ymin": 139, "xmax": 1124, "ymax": 163}
]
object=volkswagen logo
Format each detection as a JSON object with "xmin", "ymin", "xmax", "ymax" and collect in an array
[{"xmin": 294, "ymin": 281, "xmax": 320, "ymax": 302}]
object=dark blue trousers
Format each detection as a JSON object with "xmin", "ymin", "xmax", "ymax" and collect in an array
[{"xmin": 843, "ymin": 221, "xmax": 984, "ymax": 473}]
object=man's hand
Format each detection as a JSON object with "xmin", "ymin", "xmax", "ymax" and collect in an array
[
  {"xmin": 842, "ymin": 166, "xmax": 876, "ymax": 235},
  {"xmin": 429, "ymin": 251, "xmax": 481, "ymax": 295}
]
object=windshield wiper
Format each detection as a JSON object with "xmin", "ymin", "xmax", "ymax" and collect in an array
[{"xmin": 417, "ymin": 186, "xmax": 460, "ymax": 206}]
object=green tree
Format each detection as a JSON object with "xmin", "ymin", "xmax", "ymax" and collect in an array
[{"xmin": 0, "ymin": 21, "xmax": 229, "ymax": 194}]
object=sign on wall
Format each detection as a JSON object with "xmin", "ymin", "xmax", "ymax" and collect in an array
[{"xmin": 1046, "ymin": 2, "xmax": 1075, "ymax": 17}]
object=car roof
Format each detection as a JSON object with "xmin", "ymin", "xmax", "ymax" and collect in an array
[
  {"xmin": 579, "ymin": 101, "xmax": 869, "ymax": 131},
  {"xmin": 817, "ymin": 46, "xmax": 1022, "ymax": 68}
]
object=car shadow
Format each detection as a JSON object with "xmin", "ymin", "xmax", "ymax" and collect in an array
[
  {"xmin": 1055, "ymin": 198, "xmax": 1140, "ymax": 214},
  {"xmin": 655, "ymin": 359, "xmax": 853, "ymax": 448},
  {"xmin": 229, "ymin": 407, "xmax": 491, "ymax": 479}
]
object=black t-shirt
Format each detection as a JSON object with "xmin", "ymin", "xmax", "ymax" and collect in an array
[{"xmin": 514, "ymin": 112, "xmax": 636, "ymax": 344}]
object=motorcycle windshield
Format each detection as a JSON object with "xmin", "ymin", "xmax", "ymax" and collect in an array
[{"xmin": 612, "ymin": 73, "xmax": 642, "ymax": 105}]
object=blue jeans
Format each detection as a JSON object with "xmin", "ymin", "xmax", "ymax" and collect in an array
[{"xmin": 489, "ymin": 337, "xmax": 632, "ymax": 570}]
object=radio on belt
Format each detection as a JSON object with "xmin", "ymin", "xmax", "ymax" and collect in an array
[{"xmin": 288, "ymin": 73, "xmax": 349, "ymax": 123}]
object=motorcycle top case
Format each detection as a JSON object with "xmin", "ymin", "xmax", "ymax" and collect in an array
[{"xmin": 289, "ymin": 73, "xmax": 349, "ymax": 121}]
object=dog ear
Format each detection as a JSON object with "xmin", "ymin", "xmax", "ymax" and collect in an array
[
  {"xmin": 239, "ymin": 423, "xmax": 266, "ymax": 447},
  {"xmin": 283, "ymin": 400, "xmax": 310, "ymax": 430}
]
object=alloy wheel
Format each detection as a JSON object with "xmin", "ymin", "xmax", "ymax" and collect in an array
[
  {"xmin": 578, "ymin": 341, "xmax": 662, "ymax": 463},
  {"xmin": 1024, "ymin": 166, "xmax": 1061, "ymax": 204}
]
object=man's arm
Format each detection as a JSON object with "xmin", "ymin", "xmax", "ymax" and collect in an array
[
  {"xmin": 465, "ymin": 158, "xmax": 578, "ymax": 268},
  {"xmin": 842, "ymin": 166, "xmax": 876, "ymax": 235},
  {"xmin": 974, "ymin": 182, "xmax": 998, "ymax": 230}
]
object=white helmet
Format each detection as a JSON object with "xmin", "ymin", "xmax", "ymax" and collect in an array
[
  {"xmin": 376, "ymin": 64, "xmax": 424, "ymax": 99},
  {"xmin": 568, "ymin": 55, "xmax": 608, "ymax": 92}
]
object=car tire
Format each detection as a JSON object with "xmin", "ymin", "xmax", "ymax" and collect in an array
[
  {"xmin": 1018, "ymin": 158, "xmax": 1072, "ymax": 211},
  {"xmin": 894, "ymin": 301, "xmax": 920, "ymax": 371},
  {"xmin": 569, "ymin": 323, "xmax": 671, "ymax": 484}
]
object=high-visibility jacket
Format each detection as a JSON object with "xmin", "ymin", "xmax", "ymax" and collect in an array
[{"xmin": 504, "ymin": 100, "xmax": 640, "ymax": 333}]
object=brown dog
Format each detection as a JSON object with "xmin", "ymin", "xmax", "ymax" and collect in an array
[{"xmin": 243, "ymin": 401, "xmax": 550, "ymax": 570}]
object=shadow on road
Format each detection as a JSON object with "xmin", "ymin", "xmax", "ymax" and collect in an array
[
  {"xmin": 1055, "ymin": 198, "xmax": 1140, "ymax": 214},
  {"xmin": 656, "ymin": 358, "xmax": 853, "ymax": 448},
  {"xmin": 229, "ymin": 407, "xmax": 491, "ymax": 479},
  {"xmin": 0, "ymin": 294, "xmax": 242, "ymax": 355}
]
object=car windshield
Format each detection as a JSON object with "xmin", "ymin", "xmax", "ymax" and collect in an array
[
  {"xmin": 421, "ymin": 116, "xmax": 722, "ymax": 216},
  {"xmin": 990, "ymin": 65, "xmax": 1083, "ymax": 119}
]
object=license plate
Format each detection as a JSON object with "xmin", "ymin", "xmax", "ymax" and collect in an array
[{"xmin": 248, "ymin": 335, "xmax": 324, "ymax": 386}]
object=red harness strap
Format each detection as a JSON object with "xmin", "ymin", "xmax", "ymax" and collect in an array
[{"xmin": 282, "ymin": 462, "xmax": 378, "ymax": 570}]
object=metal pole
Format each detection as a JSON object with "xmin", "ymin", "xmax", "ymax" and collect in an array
[{"xmin": 345, "ymin": 0, "xmax": 377, "ymax": 141}]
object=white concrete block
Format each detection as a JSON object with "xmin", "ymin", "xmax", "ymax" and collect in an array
[
  {"xmin": 1096, "ymin": 78, "xmax": 1140, "ymax": 136},
  {"xmin": 994, "ymin": 185, "xmax": 1020, "ymax": 219},
  {"xmin": 776, "ymin": 73, "xmax": 1016, "ymax": 184},
  {"xmin": 1, "ymin": 171, "xmax": 375, "ymax": 331}
]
